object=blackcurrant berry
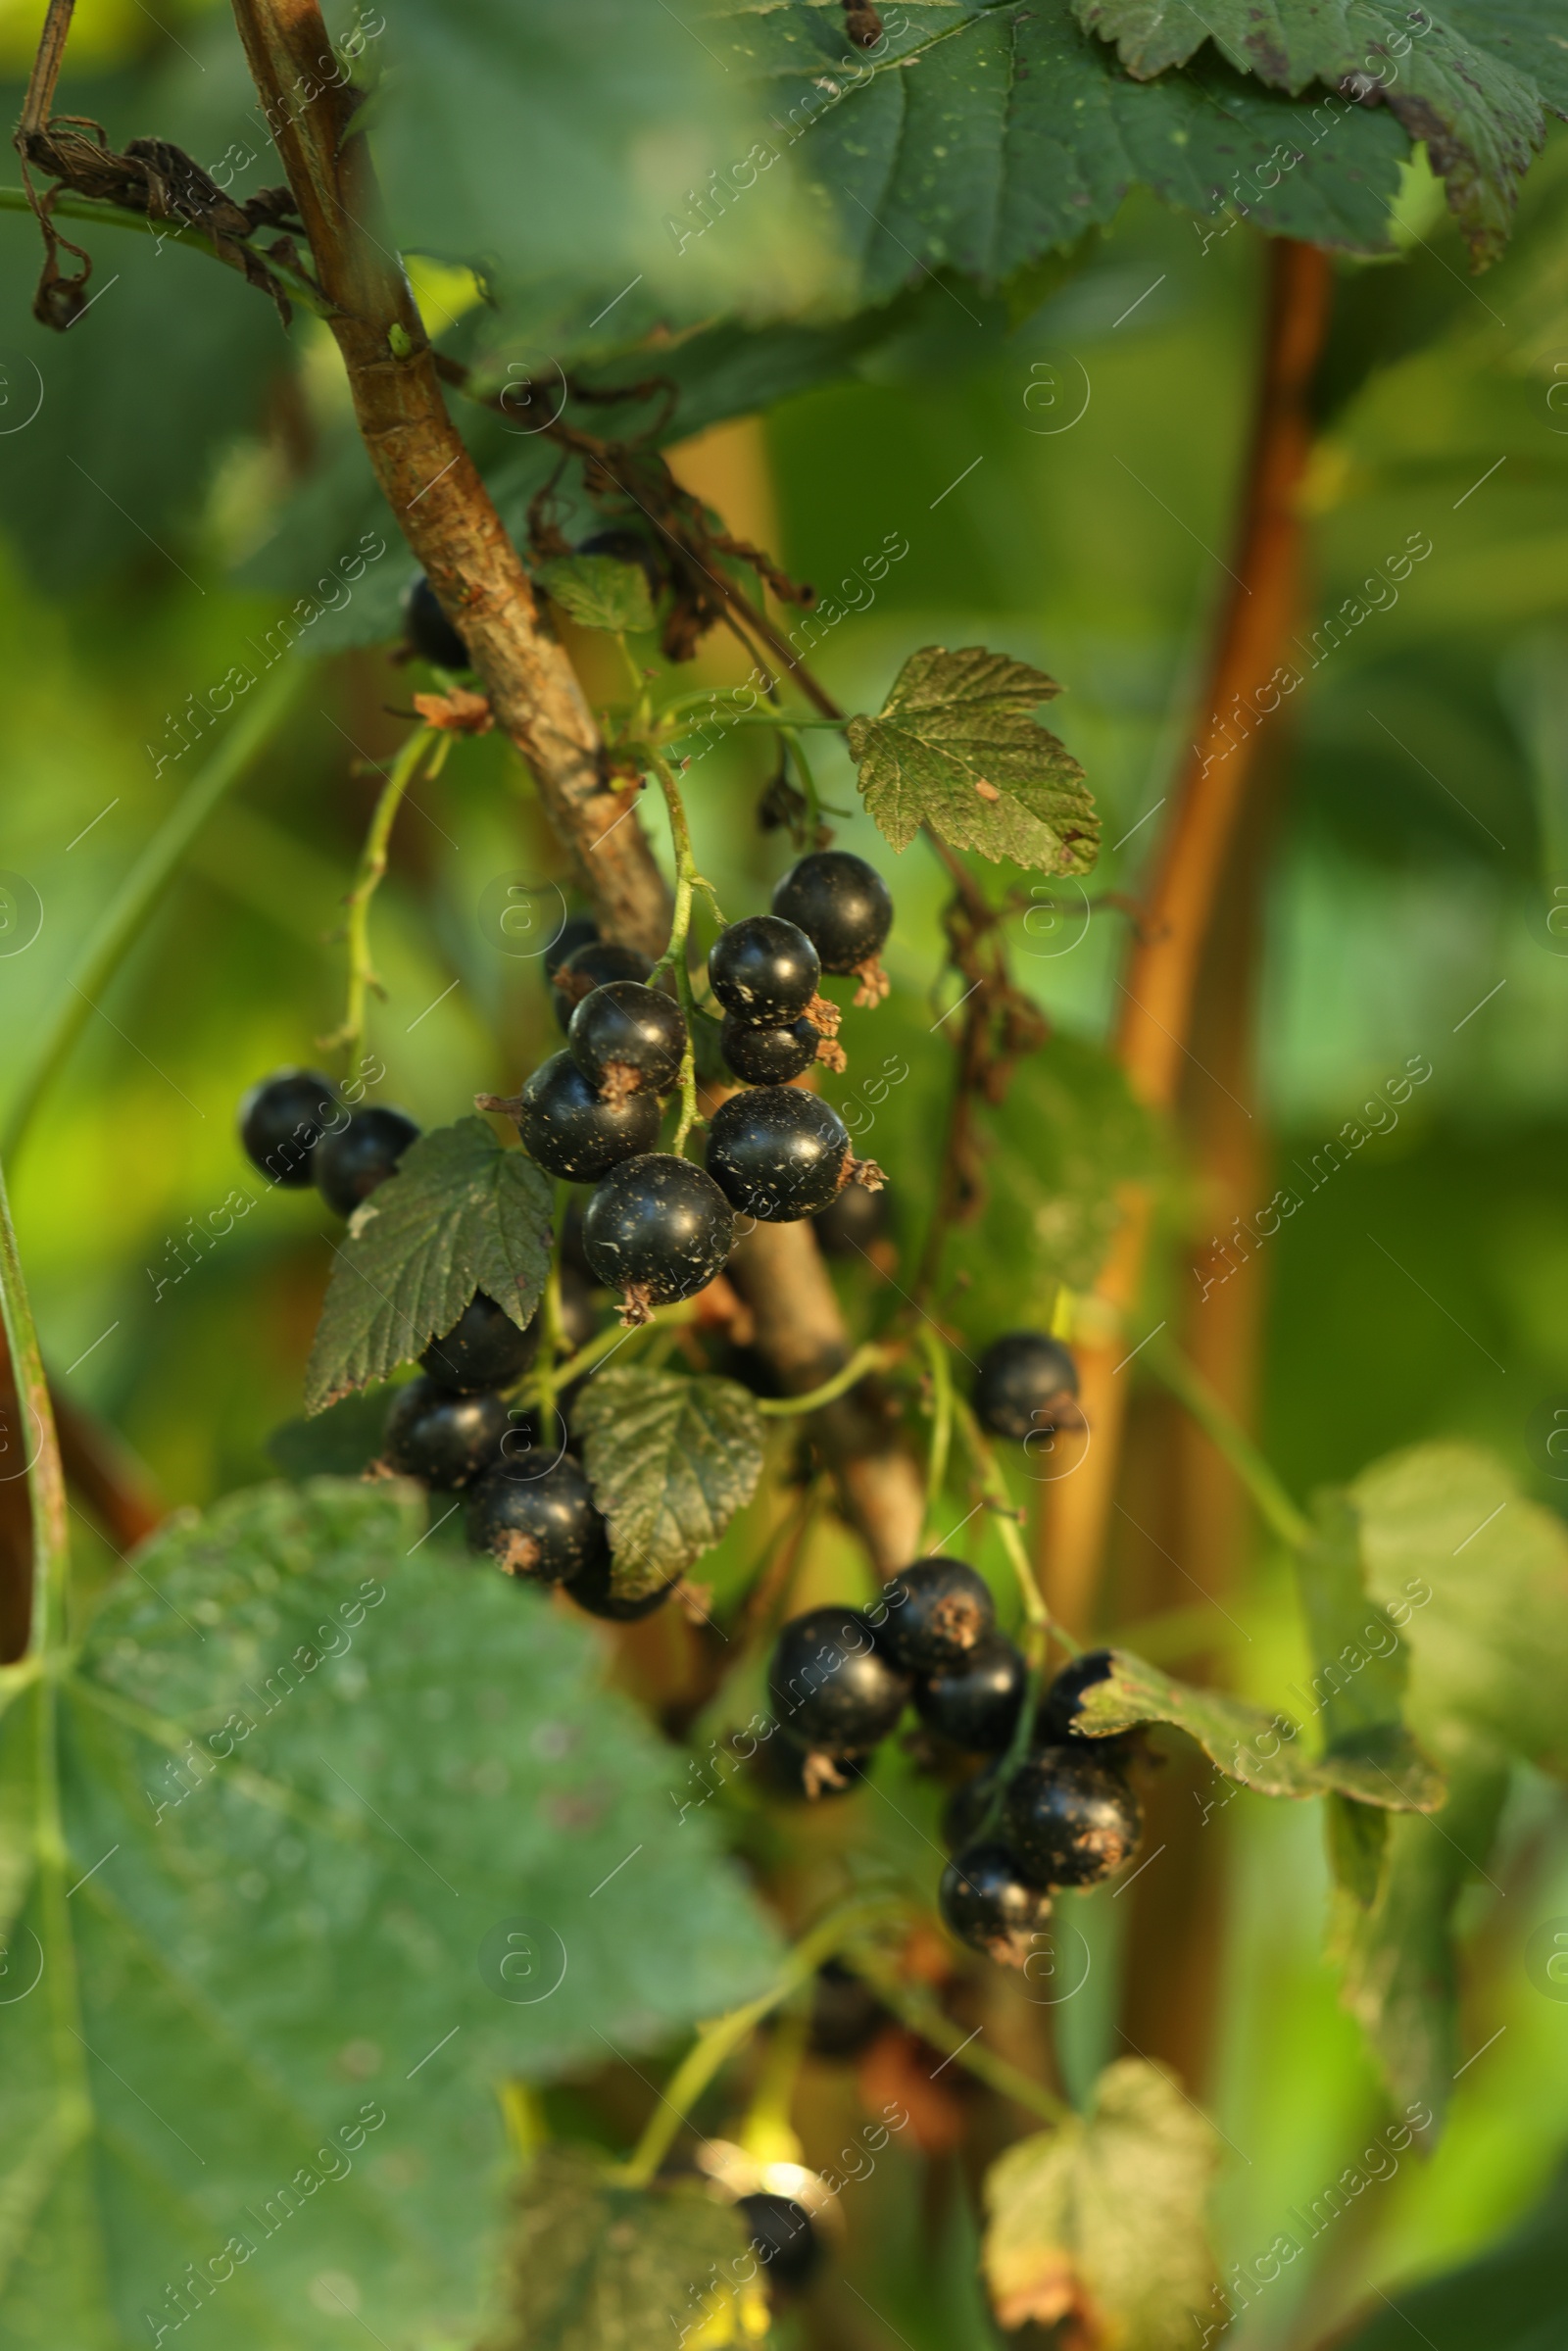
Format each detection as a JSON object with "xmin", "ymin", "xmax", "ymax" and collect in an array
[
  {"xmin": 582, "ymin": 1153, "xmax": 734, "ymax": 1315},
  {"xmin": 568, "ymin": 981, "xmax": 686, "ymax": 1101},
  {"xmin": 720, "ymin": 1008, "xmax": 818, "ymax": 1087},
  {"xmin": 1002, "ymin": 1747, "xmax": 1143, "ymax": 1888},
  {"xmin": 466, "ymin": 1453, "xmax": 610, "ymax": 1583},
  {"xmin": 757, "ymin": 1735, "xmax": 868, "ymax": 1801},
  {"xmin": 544, "ymin": 912, "xmax": 600, "ymax": 979},
  {"xmin": 808, "ymin": 1959, "xmax": 886, "ymax": 2058},
  {"xmin": 314, "ymin": 1106, "xmax": 420, "ymax": 1218},
  {"xmin": 812, "ymin": 1179, "xmax": 889, "ymax": 1257},
  {"xmin": 939, "ymin": 1841, "xmax": 1054, "ymax": 1967},
  {"xmin": 772, "ymin": 851, "xmax": 892, "ymax": 974},
  {"xmin": 874, "ymin": 1556, "xmax": 996, "ymax": 1674},
  {"xmin": 974, "ymin": 1332, "xmax": 1080, "ymax": 1444},
  {"xmin": 708, "ymin": 914, "xmax": 820, "ymax": 1025},
  {"xmin": 558, "ymin": 1261, "xmax": 599, "ymax": 1351},
  {"xmin": 915, "ymin": 1635, "xmax": 1027, "ymax": 1753},
  {"xmin": 552, "ymin": 940, "xmax": 653, "ymax": 1030},
  {"xmin": 739, "ymin": 2193, "xmax": 821, "ymax": 2293},
  {"xmin": 384, "ymin": 1378, "xmax": 511, "ymax": 1490},
  {"xmin": 942, "ymin": 1764, "xmax": 1002, "ymax": 1852},
  {"xmin": 419, "ymin": 1291, "xmax": 539, "ymax": 1394},
  {"xmin": 706, "ymin": 1088, "xmax": 850, "ymax": 1222},
  {"xmin": 403, "ymin": 573, "xmax": 470, "ymax": 670},
  {"xmin": 561, "ymin": 1550, "xmax": 676, "ymax": 1620},
  {"xmin": 1038, "ymin": 1648, "xmax": 1119, "ymax": 1747},
  {"xmin": 768, "ymin": 1605, "xmax": 911, "ymax": 1755},
  {"xmin": 513, "ymin": 1050, "xmax": 661, "ymax": 1181},
  {"xmin": 237, "ymin": 1067, "xmax": 341, "ymax": 1187}
]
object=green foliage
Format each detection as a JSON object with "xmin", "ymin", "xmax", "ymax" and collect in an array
[
  {"xmin": 1326, "ymin": 2159, "xmax": 1568, "ymax": 2350},
  {"xmin": 0, "ymin": 1480, "xmax": 780, "ymax": 2348},
  {"xmin": 573, "ymin": 1368, "xmax": 767, "ymax": 1600},
  {"xmin": 306, "ymin": 1116, "xmax": 552, "ymax": 1411},
  {"xmin": 267, "ymin": 1389, "xmax": 393, "ymax": 1479},
  {"xmin": 536, "ymin": 555, "xmax": 656, "ymax": 636}
]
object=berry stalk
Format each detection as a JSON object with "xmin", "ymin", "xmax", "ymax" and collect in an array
[
  {"xmin": 840, "ymin": 1948, "xmax": 1069, "ymax": 2126},
  {"xmin": 0, "ymin": 1151, "xmax": 69, "ymax": 1655},
  {"xmin": 320, "ymin": 723, "xmax": 442, "ymax": 1064},
  {"xmin": 649, "ymin": 755, "xmax": 723, "ymax": 1159}
]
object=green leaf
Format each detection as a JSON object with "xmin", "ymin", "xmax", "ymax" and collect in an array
[
  {"xmin": 1326, "ymin": 2159, "xmax": 1568, "ymax": 2351},
  {"xmin": 483, "ymin": 2149, "xmax": 759, "ymax": 2351},
  {"xmin": 0, "ymin": 1481, "xmax": 781, "ymax": 2350},
  {"xmin": 306, "ymin": 1116, "xmax": 553, "ymax": 1412},
  {"xmin": 267, "ymin": 1389, "xmax": 394, "ymax": 1479},
  {"xmin": 573, "ymin": 1368, "xmax": 767, "ymax": 1600},
  {"xmin": 536, "ymin": 554, "xmax": 657, "ymax": 635},
  {"xmin": 846, "ymin": 646, "xmax": 1099, "ymax": 872},
  {"xmin": 981, "ymin": 2058, "xmax": 1220, "ymax": 2345}
]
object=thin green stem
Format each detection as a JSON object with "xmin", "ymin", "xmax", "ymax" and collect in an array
[
  {"xmin": 842, "ymin": 1949, "xmax": 1069, "ymax": 2128},
  {"xmin": 2, "ymin": 660, "xmax": 307, "ymax": 1161},
  {"xmin": 779, "ymin": 724, "xmax": 823, "ymax": 837},
  {"xmin": 649, "ymin": 757, "xmax": 721, "ymax": 1158},
  {"xmin": 0, "ymin": 184, "xmax": 334, "ymax": 317},
  {"xmin": 550, "ymin": 1300, "xmax": 699, "ymax": 1393},
  {"xmin": 0, "ymin": 1151, "xmax": 69, "ymax": 1655},
  {"xmin": 953, "ymin": 1395, "xmax": 1057, "ymax": 1664},
  {"xmin": 318, "ymin": 726, "xmax": 433, "ymax": 1063},
  {"xmin": 1149, "ymin": 1342, "xmax": 1311, "ymax": 1552},
  {"xmin": 754, "ymin": 1341, "xmax": 895, "ymax": 1419},
  {"xmin": 917, "ymin": 1326, "xmax": 954, "ymax": 1544}
]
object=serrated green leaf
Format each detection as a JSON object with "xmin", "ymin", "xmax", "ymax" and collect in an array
[
  {"xmin": 0, "ymin": 1481, "xmax": 780, "ymax": 2350},
  {"xmin": 847, "ymin": 646, "xmax": 1099, "ymax": 872},
  {"xmin": 537, "ymin": 554, "xmax": 657, "ymax": 635},
  {"xmin": 482, "ymin": 2149, "xmax": 759, "ymax": 2351},
  {"xmin": 306, "ymin": 1117, "xmax": 552, "ymax": 1412},
  {"xmin": 573, "ymin": 1369, "xmax": 767, "ymax": 1600},
  {"xmin": 981, "ymin": 2059, "xmax": 1220, "ymax": 2346}
]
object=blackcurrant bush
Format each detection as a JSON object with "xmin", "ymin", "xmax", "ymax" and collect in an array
[
  {"xmin": 314, "ymin": 1106, "xmax": 420, "ymax": 1218},
  {"xmin": 708, "ymin": 914, "xmax": 820, "ymax": 1025},
  {"xmin": 544, "ymin": 912, "xmax": 600, "ymax": 979},
  {"xmin": 568, "ymin": 980, "xmax": 686, "ymax": 1101},
  {"xmin": 812, "ymin": 1179, "xmax": 889, "ymax": 1257},
  {"xmin": 237, "ymin": 1067, "xmax": 341, "ymax": 1187},
  {"xmin": 1002, "ymin": 1747, "xmax": 1143, "ymax": 1888},
  {"xmin": 466, "ymin": 1453, "xmax": 610, "ymax": 1584},
  {"xmin": 939, "ymin": 1841, "xmax": 1054, "ymax": 1967},
  {"xmin": 874, "ymin": 1556, "xmax": 996, "ymax": 1674},
  {"xmin": 915, "ymin": 1635, "xmax": 1027, "ymax": 1753},
  {"xmin": 551, "ymin": 940, "xmax": 653, "ymax": 1030},
  {"xmin": 582, "ymin": 1153, "xmax": 734, "ymax": 1314},
  {"xmin": 739, "ymin": 2193, "xmax": 821, "ymax": 2293},
  {"xmin": 772, "ymin": 851, "xmax": 892, "ymax": 974},
  {"xmin": 720, "ymin": 1008, "xmax": 818, "ymax": 1087},
  {"xmin": 768, "ymin": 1604, "xmax": 911, "ymax": 1755},
  {"xmin": 560, "ymin": 1552, "xmax": 676, "ymax": 1620},
  {"xmin": 513, "ymin": 1050, "xmax": 661, "ymax": 1181},
  {"xmin": 1037, "ymin": 1648, "xmax": 1119, "ymax": 1748},
  {"xmin": 974, "ymin": 1332, "xmax": 1080, "ymax": 1444},
  {"xmin": 419, "ymin": 1291, "xmax": 539, "ymax": 1394},
  {"xmin": 706, "ymin": 1088, "xmax": 850, "ymax": 1222},
  {"xmin": 384, "ymin": 1378, "xmax": 511, "ymax": 1490},
  {"xmin": 807, "ymin": 1959, "xmax": 887, "ymax": 2058},
  {"xmin": 403, "ymin": 573, "xmax": 470, "ymax": 670}
]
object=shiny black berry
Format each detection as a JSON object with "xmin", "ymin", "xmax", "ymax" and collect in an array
[
  {"xmin": 314, "ymin": 1106, "xmax": 420, "ymax": 1218},
  {"xmin": 552, "ymin": 940, "xmax": 654, "ymax": 1030},
  {"xmin": 544, "ymin": 912, "xmax": 600, "ymax": 979},
  {"xmin": 758, "ymin": 1735, "xmax": 868, "ymax": 1800},
  {"xmin": 772, "ymin": 851, "xmax": 892, "ymax": 974},
  {"xmin": 916, "ymin": 1635, "xmax": 1027, "ymax": 1753},
  {"xmin": 1003, "ymin": 1747, "xmax": 1143, "ymax": 1889},
  {"xmin": 768, "ymin": 1604, "xmax": 911, "ymax": 1755},
  {"xmin": 514, "ymin": 1050, "xmax": 660, "ymax": 1181},
  {"xmin": 708, "ymin": 915, "xmax": 820, "ymax": 1025},
  {"xmin": 419, "ymin": 1291, "xmax": 539, "ymax": 1394},
  {"xmin": 384, "ymin": 1378, "xmax": 511, "ymax": 1490},
  {"xmin": 237, "ymin": 1067, "xmax": 341, "ymax": 1187},
  {"xmin": 875, "ymin": 1556, "xmax": 995, "ymax": 1674},
  {"xmin": 812, "ymin": 1180, "xmax": 889, "ymax": 1257},
  {"xmin": 720, "ymin": 1008, "xmax": 818, "ymax": 1086},
  {"xmin": 466, "ymin": 1453, "xmax": 609, "ymax": 1584},
  {"xmin": 706, "ymin": 1088, "xmax": 849, "ymax": 1222},
  {"xmin": 942, "ymin": 1764, "xmax": 1002, "ymax": 1852},
  {"xmin": 974, "ymin": 1332, "xmax": 1080, "ymax": 1444},
  {"xmin": 568, "ymin": 981, "xmax": 686, "ymax": 1099},
  {"xmin": 582, "ymin": 1153, "xmax": 734, "ymax": 1310},
  {"xmin": 1038, "ymin": 1648, "xmax": 1119, "ymax": 1748},
  {"xmin": 403, "ymin": 573, "xmax": 469, "ymax": 669},
  {"xmin": 739, "ymin": 2193, "xmax": 821, "ymax": 2293},
  {"xmin": 939, "ymin": 1841, "xmax": 1054, "ymax": 1967}
]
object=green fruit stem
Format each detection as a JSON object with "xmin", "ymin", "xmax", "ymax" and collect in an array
[
  {"xmin": 0, "ymin": 1152, "xmax": 69, "ymax": 1655},
  {"xmin": 649, "ymin": 756, "xmax": 723, "ymax": 1159},
  {"xmin": 754, "ymin": 1340, "xmax": 894, "ymax": 1419},
  {"xmin": 841, "ymin": 1948, "xmax": 1069, "ymax": 2126},
  {"xmin": 1149, "ymin": 1341, "xmax": 1310, "ymax": 1552},
  {"xmin": 319, "ymin": 722, "xmax": 443, "ymax": 1065}
]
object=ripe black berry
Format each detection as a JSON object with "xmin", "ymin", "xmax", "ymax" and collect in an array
[
  {"xmin": 758, "ymin": 1736, "xmax": 868, "ymax": 1800},
  {"xmin": 708, "ymin": 914, "xmax": 820, "ymax": 1025},
  {"xmin": 772, "ymin": 851, "xmax": 892, "ymax": 974},
  {"xmin": 560, "ymin": 1552, "xmax": 675, "ymax": 1620},
  {"xmin": 768, "ymin": 1604, "xmax": 911, "ymax": 1755},
  {"xmin": 466, "ymin": 1453, "xmax": 610, "ymax": 1584},
  {"xmin": 915, "ymin": 1635, "xmax": 1027, "ymax": 1753},
  {"xmin": 974, "ymin": 1332, "xmax": 1080, "ymax": 1444},
  {"xmin": 706, "ymin": 1088, "xmax": 850, "ymax": 1222},
  {"xmin": 237, "ymin": 1067, "xmax": 341, "ymax": 1187},
  {"xmin": 419, "ymin": 1291, "xmax": 539, "ymax": 1394},
  {"xmin": 812, "ymin": 1179, "xmax": 888, "ymax": 1257},
  {"xmin": 403, "ymin": 573, "xmax": 470, "ymax": 670},
  {"xmin": 582, "ymin": 1153, "xmax": 734, "ymax": 1315},
  {"xmin": 568, "ymin": 981, "xmax": 686, "ymax": 1100},
  {"xmin": 739, "ymin": 2193, "xmax": 821, "ymax": 2293},
  {"xmin": 939, "ymin": 1841, "xmax": 1053, "ymax": 1967},
  {"xmin": 874, "ymin": 1556, "xmax": 995, "ymax": 1674},
  {"xmin": 942, "ymin": 1764, "xmax": 1002, "ymax": 1852},
  {"xmin": 513, "ymin": 1050, "xmax": 660, "ymax": 1181},
  {"xmin": 314, "ymin": 1106, "xmax": 420, "ymax": 1218},
  {"xmin": 552, "ymin": 941, "xmax": 653, "ymax": 1030},
  {"xmin": 384, "ymin": 1378, "xmax": 511, "ymax": 1490},
  {"xmin": 1002, "ymin": 1747, "xmax": 1143, "ymax": 1888},
  {"xmin": 1038, "ymin": 1648, "xmax": 1119, "ymax": 1748},
  {"xmin": 720, "ymin": 1008, "xmax": 818, "ymax": 1087},
  {"xmin": 544, "ymin": 912, "xmax": 600, "ymax": 979}
]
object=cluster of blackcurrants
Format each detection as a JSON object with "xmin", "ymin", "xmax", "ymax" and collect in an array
[{"xmin": 237, "ymin": 1066, "xmax": 420, "ymax": 1218}]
